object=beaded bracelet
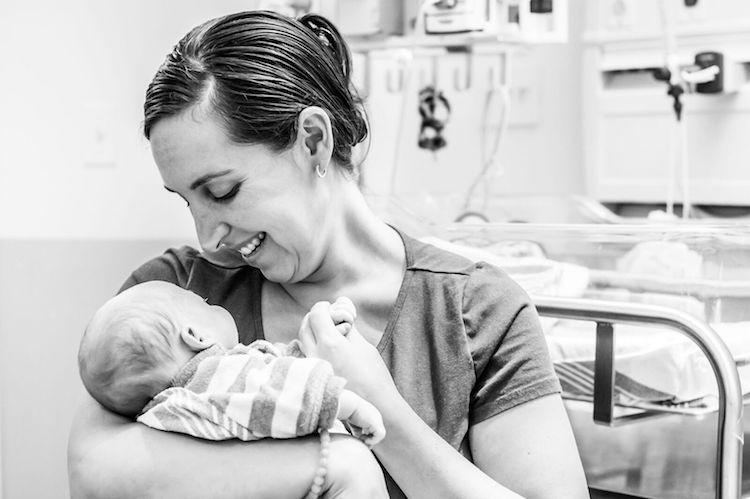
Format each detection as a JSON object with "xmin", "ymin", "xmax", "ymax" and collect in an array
[{"xmin": 305, "ymin": 429, "xmax": 331, "ymax": 499}]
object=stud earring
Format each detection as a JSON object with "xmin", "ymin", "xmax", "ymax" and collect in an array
[{"xmin": 315, "ymin": 163, "xmax": 327, "ymax": 178}]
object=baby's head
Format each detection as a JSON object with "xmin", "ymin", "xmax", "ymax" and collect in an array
[{"xmin": 78, "ymin": 281, "xmax": 238, "ymax": 418}]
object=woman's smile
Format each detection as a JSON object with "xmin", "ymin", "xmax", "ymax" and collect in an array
[{"xmin": 239, "ymin": 232, "xmax": 267, "ymax": 260}]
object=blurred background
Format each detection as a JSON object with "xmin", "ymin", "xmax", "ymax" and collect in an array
[{"xmin": 1, "ymin": 0, "xmax": 749, "ymax": 497}]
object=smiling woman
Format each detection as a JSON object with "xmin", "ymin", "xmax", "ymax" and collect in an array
[
  {"xmin": 149, "ymin": 110, "xmax": 329, "ymax": 284},
  {"xmin": 68, "ymin": 9, "xmax": 588, "ymax": 499}
]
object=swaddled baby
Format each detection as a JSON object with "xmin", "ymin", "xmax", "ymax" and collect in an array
[{"xmin": 77, "ymin": 280, "xmax": 384, "ymax": 446}]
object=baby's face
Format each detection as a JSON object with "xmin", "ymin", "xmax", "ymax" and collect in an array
[{"xmin": 125, "ymin": 281, "xmax": 239, "ymax": 348}]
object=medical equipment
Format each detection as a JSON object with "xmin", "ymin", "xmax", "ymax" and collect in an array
[
  {"xmin": 687, "ymin": 51, "xmax": 744, "ymax": 95},
  {"xmin": 422, "ymin": 0, "xmax": 493, "ymax": 35},
  {"xmin": 437, "ymin": 222, "xmax": 750, "ymax": 499},
  {"xmin": 459, "ymin": 60, "xmax": 510, "ymax": 219},
  {"xmin": 370, "ymin": 192, "xmax": 750, "ymax": 497},
  {"xmin": 316, "ymin": 0, "xmax": 404, "ymax": 36},
  {"xmin": 417, "ymin": 85, "xmax": 451, "ymax": 151},
  {"xmin": 582, "ymin": 1, "xmax": 750, "ymax": 211},
  {"xmin": 536, "ymin": 297, "xmax": 743, "ymax": 499}
]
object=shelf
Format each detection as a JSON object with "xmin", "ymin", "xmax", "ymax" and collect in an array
[{"xmin": 348, "ymin": 32, "xmax": 525, "ymax": 54}]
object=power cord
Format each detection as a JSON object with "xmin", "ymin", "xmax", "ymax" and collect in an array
[{"xmin": 459, "ymin": 59, "xmax": 511, "ymax": 219}]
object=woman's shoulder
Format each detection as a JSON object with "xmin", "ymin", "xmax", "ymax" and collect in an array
[
  {"xmin": 396, "ymin": 232, "xmax": 533, "ymax": 332},
  {"xmin": 401, "ymin": 232, "xmax": 525, "ymax": 294},
  {"xmin": 400, "ymin": 231, "xmax": 482, "ymax": 274},
  {"xmin": 119, "ymin": 245, "xmax": 258, "ymax": 293}
]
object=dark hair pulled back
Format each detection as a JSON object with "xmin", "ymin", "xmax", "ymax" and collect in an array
[{"xmin": 143, "ymin": 11, "xmax": 368, "ymax": 174}]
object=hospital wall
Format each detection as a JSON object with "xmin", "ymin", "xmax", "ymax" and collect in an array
[
  {"xmin": 0, "ymin": 1, "xmax": 585, "ymax": 498},
  {"xmin": 360, "ymin": 2, "xmax": 586, "ymax": 221}
]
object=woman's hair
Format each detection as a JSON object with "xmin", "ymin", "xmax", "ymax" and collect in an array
[
  {"xmin": 143, "ymin": 10, "xmax": 368, "ymax": 175},
  {"xmin": 78, "ymin": 301, "xmax": 181, "ymax": 419}
]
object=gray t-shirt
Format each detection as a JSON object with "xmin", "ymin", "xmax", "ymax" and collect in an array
[{"xmin": 121, "ymin": 228, "xmax": 561, "ymax": 497}]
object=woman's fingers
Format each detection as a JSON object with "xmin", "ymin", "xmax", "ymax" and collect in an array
[
  {"xmin": 335, "ymin": 322, "xmax": 353, "ymax": 336},
  {"xmin": 297, "ymin": 313, "xmax": 318, "ymax": 357},
  {"xmin": 341, "ymin": 322, "xmax": 369, "ymax": 346}
]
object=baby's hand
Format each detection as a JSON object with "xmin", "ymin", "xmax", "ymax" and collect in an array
[
  {"xmin": 337, "ymin": 390, "xmax": 385, "ymax": 447},
  {"xmin": 298, "ymin": 298, "xmax": 357, "ymax": 358},
  {"xmin": 329, "ymin": 296, "xmax": 356, "ymax": 336}
]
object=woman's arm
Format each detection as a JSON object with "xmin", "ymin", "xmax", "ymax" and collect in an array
[
  {"xmin": 301, "ymin": 302, "xmax": 587, "ymax": 498},
  {"xmin": 374, "ymin": 393, "xmax": 589, "ymax": 499},
  {"xmin": 68, "ymin": 393, "xmax": 387, "ymax": 498},
  {"xmin": 373, "ymin": 392, "xmax": 525, "ymax": 499},
  {"xmin": 470, "ymin": 394, "xmax": 590, "ymax": 499},
  {"xmin": 300, "ymin": 306, "xmax": 524, "ymax": 498}
]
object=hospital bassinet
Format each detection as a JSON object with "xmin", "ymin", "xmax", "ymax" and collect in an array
[{"xmin": 374, "ymin": 195, "xmax": 750, "ymax": 498}]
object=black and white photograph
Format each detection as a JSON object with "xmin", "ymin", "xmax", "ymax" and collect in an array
[{"xmin": 2, "ymin": 1, "xmax": 750, "ymax": 498}]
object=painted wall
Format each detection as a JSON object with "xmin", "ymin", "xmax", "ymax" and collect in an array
[
  {"xmin": 359, "ymin": 0, "xmax": 586, "ymax": 223},
  {"xmin": 0, "ymin": 1, "xmax": 586, "ymax": 240},
  {"xmin": 0, "ymin": 0, "xmax": 258, "ymax": 241},
  {"xmin": 0, "ymin": 2, "xmax": 245, "ymax": 497},
  {"xmin": 0, "ymin": 1, "xmax": 587, "ymax": 497},
  {"xmin": 0, "ymin": 240, "xmax": 180, "ymax": 499}
]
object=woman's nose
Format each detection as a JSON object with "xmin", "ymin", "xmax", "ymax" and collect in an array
[
  {"xmin": 198, "ymin": 222, "xmax": 231, "ymax": 253},
  {"xmin": 192, "ymin": 209, "xmax": 230, "ymax": 252}
]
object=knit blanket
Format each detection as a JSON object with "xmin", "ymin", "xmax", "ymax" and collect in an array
[{"xmin": 137, "ymin": 340, "xmax": 346, "ymax": 440}]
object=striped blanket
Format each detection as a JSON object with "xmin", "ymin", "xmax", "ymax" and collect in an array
[
  {"xmin": 137, "ymin": 340, "xmax": 346, "ymax": 440},
  {"xmin": 554, "ymin": 360, "xmax": 679, "ymax": 406}
]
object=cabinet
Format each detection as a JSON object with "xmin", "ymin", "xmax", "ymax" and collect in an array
[{"xmin": 582, "ymin": 0, "xmax": 750, "ymax": 207}]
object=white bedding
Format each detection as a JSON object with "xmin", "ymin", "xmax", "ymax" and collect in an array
[{"xmin": 421, "ymin": 235, "xmax": 750, "ymax": 407}]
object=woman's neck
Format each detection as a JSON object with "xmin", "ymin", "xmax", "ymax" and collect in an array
[{"xmin": 280, "ymin": 183, "xmax": 405, "ymax": 308}]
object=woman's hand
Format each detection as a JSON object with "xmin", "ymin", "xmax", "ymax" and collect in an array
[{"xmin": 298, "ymin": 301, "xmax": 398, "ymax": 406}]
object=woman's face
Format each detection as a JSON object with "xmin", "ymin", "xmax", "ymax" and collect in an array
[{"xmin": 149, "ymin": 110, "xmax": 329, "ymax": 284}]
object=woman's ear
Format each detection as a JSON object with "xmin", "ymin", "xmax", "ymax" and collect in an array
[
  {"xmin": 179, "ymin": 327, "xmax": 216, "ymax": 352},
  {"xmin": 295, "ymin": 106, "xmax": 333, "ymax": 172}
]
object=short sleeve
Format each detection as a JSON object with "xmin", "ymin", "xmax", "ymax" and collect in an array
[
  {"xmin": 464, "ymin": 262, "xmax": 561, "ymax": 425},
  {"xmin": 118, "ymin": 246, "xmax": 197, "ymax": 293},
  {"xmin": 117, "ymin": 246, "xmax": 263, "ymax": 345}
]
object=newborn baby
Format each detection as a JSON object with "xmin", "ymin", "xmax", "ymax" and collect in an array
[{"xmin": 77, "ymin": 280, "xmax": 384, "ymax": 446}]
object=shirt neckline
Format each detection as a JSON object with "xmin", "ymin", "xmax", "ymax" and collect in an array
[
  {"xmin": 376, "ymin": 225, "xmax": 412, "ymax": 353},
  {"xmin": 251, "ymin": 225, "xmax": 412, "ymax": 351}
]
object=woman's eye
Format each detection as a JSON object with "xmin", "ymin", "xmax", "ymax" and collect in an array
[{"xmin": 209, "ymin": 183, "xmax": 241, "ymax": 203}]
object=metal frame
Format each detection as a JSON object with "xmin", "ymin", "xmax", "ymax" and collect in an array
[{"xmin": 534, "ymin": 296, "xmax": 744, "ymax": 499}]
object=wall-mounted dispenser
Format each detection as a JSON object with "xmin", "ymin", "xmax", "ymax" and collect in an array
[
  {"xmin": 694, "ymin": 52, "xmax": 725, "ymax": 93},
  {"xmin": 691, "ymin": 51, "xmax": 743, "ymax": 94}
]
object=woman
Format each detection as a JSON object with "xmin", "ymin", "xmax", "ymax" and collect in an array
[{"xmin": 68, "ymin": 10, "xmax": 588, "ymax": 499}]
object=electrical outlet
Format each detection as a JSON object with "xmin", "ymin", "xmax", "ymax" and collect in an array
[{"xmin": 82, "ymin": 102, "xmax": 116, "ymax": 167}]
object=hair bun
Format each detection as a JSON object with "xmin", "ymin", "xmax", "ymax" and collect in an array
[
  {"xmin": 299, "ymin": 14, "xmax": 349, "ymax": 80},
  {"xmin": 305, "ymin": 18, "xmax": 332, "ymax": 47}
]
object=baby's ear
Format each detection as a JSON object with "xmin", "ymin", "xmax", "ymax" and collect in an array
[{"xmin": 180, "ymin": 327, "xmax": 216, "ymax": 352}]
